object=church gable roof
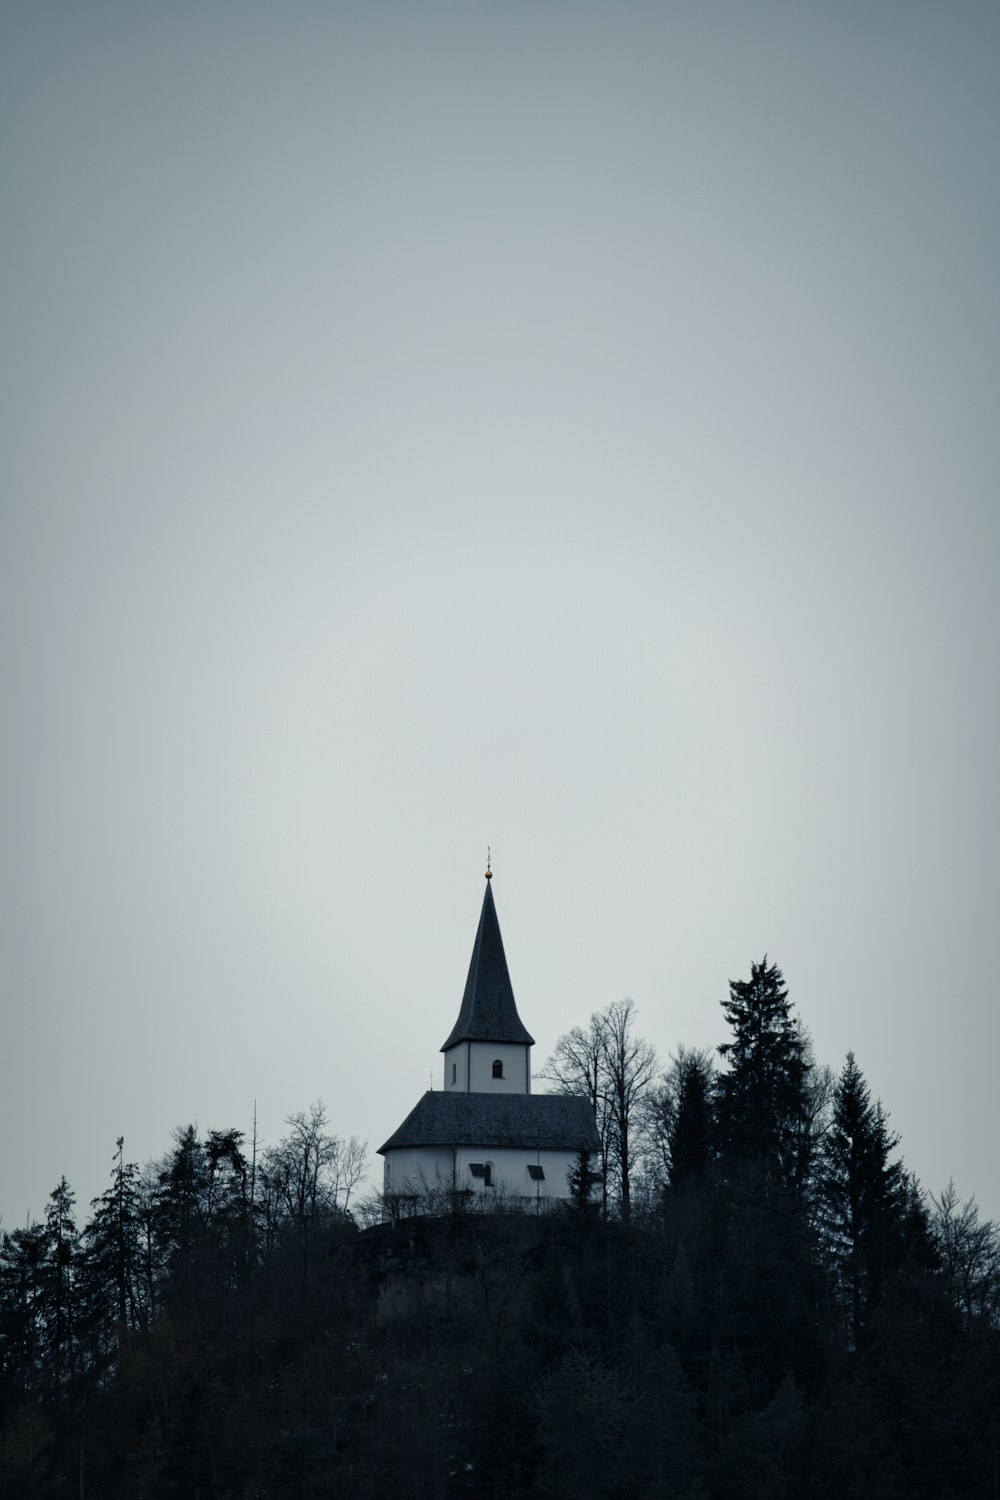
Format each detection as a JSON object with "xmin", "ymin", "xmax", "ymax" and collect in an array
[
  {"xmin": 440, "ymin": 880, "xmax": 534, "ymax": 1050},
  {"xmin": 378, "ymin": 1091, "xmax": 600, "ymax": 1155}
]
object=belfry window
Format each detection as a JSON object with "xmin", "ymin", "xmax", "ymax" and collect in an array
[
  {"xmin": 452, "ymin": 1062, "xmax": 457, "ymax": 1085},
  {"xmin": 492, "ymin": 1059, "xmax": 504, "ymax": 1078}
]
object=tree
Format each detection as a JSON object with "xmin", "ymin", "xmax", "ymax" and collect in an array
[
  {"xmin": 818, "ymin": 1052, "xmax": 907, "ymax": 1343},
  {"xmin": 542, "ymin": 1000, "xmax": 656, "ymax": 1220},
  {"xmin": 567, "ymin": 1150, "xmax": 602, "ymax": 1217},
  {"xmin": 650, "ymin": 1046, "xmax": 716, "ymax": 1192},
  {"xmin": 541, "ymin": 1012, "xmax": 614, "ymax": 1210},
  {"xmin": 601, "ymin": 999, "xmax": 657, "ymax": 1222},
  {"xmin": 134, "ymin": 1165, "xmax": 160, "ymax": 1322},
  {"xmin": 536, "ymin": 1349, "xmax": 631, "ymax": 1500},
  {"xmin": 259, "ymin": 1102, "xmax": 366, "ymax": 1291},
  {"xmin": 81, "ymin": 1137, "xmax": 145, "ymax": 1361},
  {"xmin": 203, "ymin": 1127, "xmax": 252, "ymax": 1291},
  {"xmin": 262, "ymin": 1103, "xmax": 364, "ymax": 1226},
  {"xmin": 932, "ymin": 1181, "xmax": 1000, "ymax": 1330},
  {"xmin": 39, "ymin": 1177, "xmax": 80, "ymax": 1394},
  {"xmin": 330, "ymin": 1134, "xmax": 367, "ymax": 1216},
  {"xmin": 0, "ymin": 1221, "xmax": 48, "ymax": 1399},
  {"xmin": 154, "ymin": 1124, "xmax": 208, "ymax": 1291},
  {"xmin": 716, "ymin": 957, "xmax": 812, "ymax": 1196}
]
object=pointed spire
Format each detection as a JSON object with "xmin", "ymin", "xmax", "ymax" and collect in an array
[{"xmin": 440, "ymin": 876, "xmax": 535, "ymax": 1051}]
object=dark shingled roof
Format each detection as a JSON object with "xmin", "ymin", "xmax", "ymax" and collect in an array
[
  {"xmin": 378, "ymin": 1092, "xmax": 600, "ymax": 1155},
  {"xmin": 440, "ymin": 880, "xmax": 534, "ymax": 1050}
]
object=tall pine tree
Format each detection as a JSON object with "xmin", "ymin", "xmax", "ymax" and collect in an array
[
  {"xmin": 40, "ymin": 1177, "xmax": 80, "ymax": 1396},
  {"xmin": 0, "ymin": 1221, "xmax": 47, "ymax": 1399},
  {"xmin": 666, "ymin": 1047, "xmax": 716, "ymax": 1190},
  {"xmin": 716, "ymin": 957, "xmax": 811, "ymax": 1197},
  {"xmin": 819, "ymin": 1052, "xmax": 916, "ymax": 1344},
  {"xmin": 81, "ymin": 1137, "xmax": 145, "ymax": 1358}
]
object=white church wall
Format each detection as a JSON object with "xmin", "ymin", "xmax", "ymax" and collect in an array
[
  {"xmin": 454, "ymin": 1146, "xmax": 578, "ymax": 1202},
  {"xmin": 443, "ymin": 1041, "xmax": 531, "ymax": 1094},
  {"xmin": 443, "ymin": 1046, "xmax": 468, "ymax": 1092},
  {"xmin": 468, "ymin": 1042, "xmax": 531, "ymax": 1093},
  {"xmin": 383, "ymin": 1146, "xmax": 454, "ymax": 1196},
  {"xmin": 384, "ymin": 1144, "xmax": 581, "ymax": 1207}
]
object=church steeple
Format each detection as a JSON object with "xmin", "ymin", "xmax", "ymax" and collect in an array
[
  {"xmin": 379, "ymin": 868, "xmax": 600, "ymax": 1195},
  {"xmin": 440, "ymin": 876, "xmax": 535, "ymax": 1051}
]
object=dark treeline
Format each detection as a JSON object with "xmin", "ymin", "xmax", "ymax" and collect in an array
[{"xmin": 2, "ymin": 960, "xmax": 999, "ymax": 1497}]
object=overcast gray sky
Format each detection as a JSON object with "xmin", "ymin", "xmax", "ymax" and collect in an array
[{"xmin": 2, "ymin": 2, "xmax": 998, "ymax": 1231}]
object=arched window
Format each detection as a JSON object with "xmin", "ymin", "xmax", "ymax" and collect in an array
[
  {"xmin": 483, "ymin": 1164, "xmax": 493, "ymax": 1187},
  {"xmin": 492, "ymin": 1059, "xmax": 504, "ymax": 1078}
]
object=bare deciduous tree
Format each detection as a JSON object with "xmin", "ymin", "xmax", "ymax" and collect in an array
[
  {"xmin": 542, "ymin": 999, "xmax": 657, "ymax": 1221},
  {"xmin": 331, "ymin": 1133, "xmax": 368, "ymax": 1214},
  {"xmin": 259, "ymin": 1102, "xmax": 367, "ymax": 1288},
  {"xmin": 601, "ymin": 999, "xmax": 657, "ymax": 1222},
  {"xmin": 540, "ymin": 1011, "xmax": 614, "ymax": 1212},
  {"xmin": 932, "ymin": 1181, "xmax": 1000, "ymax": 1329}
]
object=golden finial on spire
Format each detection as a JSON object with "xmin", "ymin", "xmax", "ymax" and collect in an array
[{"xmin": 485, "ymin": 847, "xmax": 492, "ymax": 879}]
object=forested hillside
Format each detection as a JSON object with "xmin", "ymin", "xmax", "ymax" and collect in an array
[{"xmin": 3, "ymin": 960, "xmax": 998, "ymax": 1497}]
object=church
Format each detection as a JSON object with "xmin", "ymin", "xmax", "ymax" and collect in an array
[{"xmin": 378, "ymin": 868, "xmax": 601, "ymax": 1211}]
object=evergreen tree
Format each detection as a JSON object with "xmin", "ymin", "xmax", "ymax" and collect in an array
[
  {"xmin": 567, "ymin": 1149, "xmax": 602, "ymax": 1216},
  {"xmin": 154, "ymin": 1124, "xmax": 209, "ymax": 1298},
  {"xmin": 536, "ymin": 1348, "xmax": 631, "ymax": 1499},
  {"xmin": 81, "ymin": 1137, "xmax": 145, "ymax": 1358},
  {"xmin": 666, "ymin": 1047, "xmax": 716, "ymax": 1190},
  {"xmin": 40, "ymin": 1178, "xmax": 80, "ymax": 1395},
  {"xmin": 716, "ymin": 957, "xmax": 811, "ymax": 1196},
  {"xmin": 203, "ymin": 1127, "xmax": 252, "ymax": 1291},
  {"xmin": 0, "ymin": 1222, "xmax": 47, "ymax": 1399},
  {"xmin": 819, "ymin": 1052, "xmax": 914, "ymax": 1343}
]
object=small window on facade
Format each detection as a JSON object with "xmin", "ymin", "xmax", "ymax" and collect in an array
[
  {"xmin": 527, "ymin": 1164, "xmax": 545, "ymax": 1181},
  {"xmin": 492, "ymin": 1059, "xmax": 504, "ymax": 1078},
  {"xmin": 468, "ymin": 1163, "xmax": 486, "ymax": 1179},
  {"xmin": 452, "ymin": 1062, "xmax": 457, "ymax": 1084}
]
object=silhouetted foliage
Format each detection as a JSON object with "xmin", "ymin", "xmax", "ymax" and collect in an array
[
  {"xmin": 543, "ymin": 998, "xmax": 657, "ymax": 1219},
  {"xmin": 818, "ymin": 1052, "xmax": 919, "ymax": 1344},
  {"xmin": 566, "ymin": 1149, "xmax": 602, "ymax": 1217},
  {"xmin": 2, "ymin": 975, "xmax": 998, "ymax": 1498},
  {"xmin": 716, "ymin": 957, "xmax": 813, "ymax": 1197},
  {"xmin": 81, "ymin": 1138, "xmax": 145, "ymax": 1348},
  {"xmin": 663, "ymin": 1046, "xmax": 717, "ymax": 1191}
]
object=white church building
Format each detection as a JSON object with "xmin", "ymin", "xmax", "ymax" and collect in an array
[{"xmin": 379, "ymin": 871, "xmax": 600, "ymax": 1212}]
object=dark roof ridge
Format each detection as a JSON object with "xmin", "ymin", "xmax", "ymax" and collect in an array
[{"xmin": 378, "ymin": 1091, "xmax": 600, "ymax": 1154}]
